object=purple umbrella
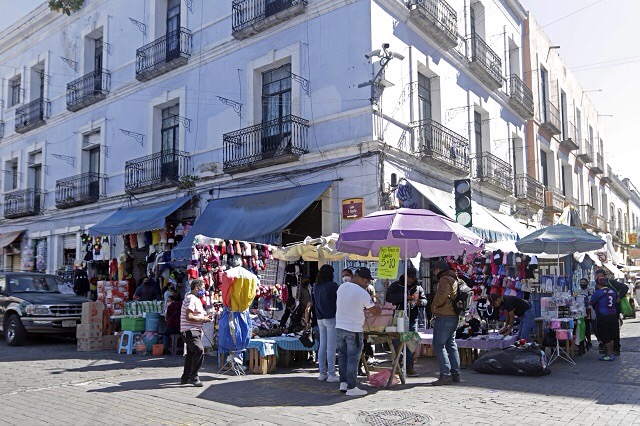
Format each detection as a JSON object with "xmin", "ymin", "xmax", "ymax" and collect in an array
[
  {"xmin": 336, "ymin": 208, "xmax": 485, "ymax": 257},
  {"xmin": 336, "ymin": 208, "xmax": 484, "ymax": 377}
]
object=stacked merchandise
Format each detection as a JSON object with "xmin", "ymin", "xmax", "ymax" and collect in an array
[
  {"xmin": 255, "ymin": 283, "xmax": 284, "ymax": 311},
  {"xmin": 77, "ymin": 301, "xmax": 105, "ymax": 351},
  {"xmin": 123, "ymin": 300, "xmax": 164, "ymax": 316},
  {"xmin": 96, "ymin": 281, "xmax": 129, "ymax": 317},
  {"xmin": 250, "ymin": 310, "xmax": 282, "ymax": 338}
]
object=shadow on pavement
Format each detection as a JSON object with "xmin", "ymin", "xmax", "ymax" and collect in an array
[{"xmin": 86, "ymin": 375, "xmax": 227, "ymax": 393}]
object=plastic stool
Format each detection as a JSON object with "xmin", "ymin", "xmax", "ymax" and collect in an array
[
  {"xmin": 117, "ymin": 331, "xmax": 143, "ymax": 355},
  {"xmin": 169, "ymin": 334, "xmax": 182, "ymax": 356}
]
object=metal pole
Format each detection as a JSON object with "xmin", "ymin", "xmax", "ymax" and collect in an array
[{"xmin": 403, "ymin": 239, "xmax": 408, "ymax": 378}]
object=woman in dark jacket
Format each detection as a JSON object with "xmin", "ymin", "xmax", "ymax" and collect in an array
[{"xmin": 311, "ymin": 264, "xmax": 340, "ymax": 382}]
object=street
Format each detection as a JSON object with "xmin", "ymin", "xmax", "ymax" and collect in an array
[{"xmin": 1, "ymin": 320, "xmax": 640, "ymax": 426}]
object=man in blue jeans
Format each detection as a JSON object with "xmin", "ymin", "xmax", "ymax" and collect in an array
[
  {"xmin": 335, "ymin": 267, "xmax": 380, "ymax": 396},
  {"xmin": 430, "ymin": 260, "xmax": 461, "ymax": 386},
  {"xmin": 489, "ymin": 294, "xmax": 535, "ymax": 340}
]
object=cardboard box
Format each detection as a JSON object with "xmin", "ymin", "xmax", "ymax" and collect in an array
[
  {"xmin": 77, "ymin": 337, "xmax": 103, "ymax": 352},
  {"xmin": 102, "ymin": 335, "xmax": 119, "ymax": 350},
  {"xmin": 81, "ymin": 301, "xmax": 104, "ymax": 325},
  {"xmin": 76, "ymin": 323, "xmax": 103, "ymax": 339}
]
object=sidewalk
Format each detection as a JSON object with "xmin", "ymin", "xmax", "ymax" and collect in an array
[{"xmin": 2, "ymin": 319, "xmax": 640, "ymax": 425}]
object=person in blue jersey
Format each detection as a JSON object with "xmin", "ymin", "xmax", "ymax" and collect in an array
[{"xmin": 590, "ymin": 277, "xmax": 620, "ymax": 361}]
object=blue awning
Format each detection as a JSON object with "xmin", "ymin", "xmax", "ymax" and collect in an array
[
  {"xmin": 88, "ymin": 196, "xmax": 191, "ymax": 236},
  {"xmin": 171, "ymin": 181, "xmax": 332, "ymax": 260}
]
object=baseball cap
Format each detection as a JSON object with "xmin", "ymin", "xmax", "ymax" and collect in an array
[
  {"xmin": 433, "ymin": 260, "xmax": 450, "ymax": 271},
  {"xmin": 354, "ymin": 267, "xmax": 373, "ymax": 280}
]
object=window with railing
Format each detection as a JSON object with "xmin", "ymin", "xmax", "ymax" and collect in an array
[
  {"xmin": 9, "ymin": 77, "xmax": 21, "ymax": 107},
  {"xmin": 232, "ymin": 0, "xmax": 307, "ymax": 33}
]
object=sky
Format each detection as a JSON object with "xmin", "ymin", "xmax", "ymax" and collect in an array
[{"xmin": 0, "ymin": 0, "xmax": 638, "ymax": 188}]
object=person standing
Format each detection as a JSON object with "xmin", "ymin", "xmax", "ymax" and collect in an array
[
  {"xmin": 488, "ymin": 293, "xmax": 535, "ymax": 340},
  {"xmin": 311, "ymin": 264, "xmax": 340, "ymax": 382},
  {"xmin": 336, "ymin": 267, "xmax": 380, "ymax": 396},
  {"xmin": 180, "ymin": 279, "xmax": 213, "ymax": 387},
  {"xmin": 595, "ymin": 269, "xmax": 627, "ymax": 355},
  {"xmin": 578, "ymin": 278, "xmax": 595, "ymax": 348},
  {"xmin": 341, "ymin": 268, "xmax": 353, "ymax": 284},
  {"xmin": 590, "ymin": 277, "xmax": 620, "ymax": 361},
  {"xmin": 385, "ymin": 267, "xmax": 426, "ymax": 376},
  {"xmin": 430, "ymin": 260, "xmax": 461, "ymax": 386},
  {"xmin": 133, "ymin": 276, "xmax": 161, "ymax": 301}
]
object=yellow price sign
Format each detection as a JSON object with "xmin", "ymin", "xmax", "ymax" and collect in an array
[{"xmin": 377, "ymin": 246, "xmax": 400, "ymax": 279}]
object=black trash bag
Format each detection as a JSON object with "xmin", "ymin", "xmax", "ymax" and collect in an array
[{"xmin": 471, "ymin": 346, "xmax": 551, "ymax": 376}]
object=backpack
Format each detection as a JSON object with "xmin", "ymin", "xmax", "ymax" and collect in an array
[
  {"xmin": 453, "ymin": 279, "xmax": 473, "ymax": 317},
  {"xmin": 605, "ymin": 279, "xmax": 629, "ymax": 298}
]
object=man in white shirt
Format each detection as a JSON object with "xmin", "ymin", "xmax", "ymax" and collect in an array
[
  {"xmin": 180, "ymin": 279, "xmax": 213, "ymax": 387},
  {"xmin": 335, "ymin": 267, "xmax": 381, "ymax": 396}
]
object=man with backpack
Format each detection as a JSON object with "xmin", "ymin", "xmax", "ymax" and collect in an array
[
  {"xmin": 430, "ymin": 260, "xmax": 461, "ymax": 386},
  {"xmin": 590, "ymin": 277, "xmax": 620, "ymax": 361},
  {"xmin": 488, "ymin": 293, "xmax": 535, "ymax": 341},
  {"xmin": 595, "ymin": 269, "xmax": 628, "ymax": 355}
]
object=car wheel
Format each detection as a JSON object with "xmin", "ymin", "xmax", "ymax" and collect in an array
[{"xmin": 4, "ymin": 314, "xmax": 27, "ymax": 346}]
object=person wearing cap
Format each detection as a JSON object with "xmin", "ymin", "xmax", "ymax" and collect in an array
[
  {"xmin": 488, "ymin": 293, "xmax": 535, "ymax": 340},
  {"xmin": 385, "ymin": 266, "xmax": 426, "ymax": 376},
  {"xmin": 595, "ymin": 268, "xmax": 628, "ymax": 355},
  {"xmin": 335, "ymin": 267, "xmax": 381, "ymax": 397},
  {"xmin": 590, "ymin": 277, "xmax": 620, "ymax": 361},
  {"xmin": 430, "ymin": 260, "xmax": 461, "ymax": 386}
]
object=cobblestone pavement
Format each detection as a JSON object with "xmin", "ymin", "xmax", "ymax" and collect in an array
[{"xmin": 2, "ymin": 319, "xmax": 640, "ymax": 426}]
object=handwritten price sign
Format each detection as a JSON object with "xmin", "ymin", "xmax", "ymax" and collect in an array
[{"xmin": 377, "ymin": 246, "xmax": 400, "ymax": 279}]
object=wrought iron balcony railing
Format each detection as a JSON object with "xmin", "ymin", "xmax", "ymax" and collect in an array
[
  {"xmin": 563, "ymin": 195, "xmax": 578, "ymax": 208},
  {"xmin": 595, "ymin": 214, "xmax": 607, "ymax": 231},
  {"xmin": 411, "ymin": 118, "xmax": 469, "ymax": 175},
  {"xmin": 223, "ymin": 115, "xmax": 309, "ymax": 171},
  {"xmin": 540, "ymin": 101, "xmax": 561, "ymax": 135},
  {"xmin": 468, "ymin": 34, "xmax": 503, "ymax": 89},
  {"xmin": 125, "ymin": 149, "xmax": 191, "ymax": 194},
  {"xmin": 55, "ymin": 172, "xmax": 104, "ymax": 209},
  {"xmin": 544, "ymin": 187, "xmax": 565, "ymax": 212},
  {"xmin": 515, "ymin": 174, "xmax": 544, "ymax": 208},
  {"xmin": 66, "ymin": 69, "xmax": 110, "ymax": 112},
  {"xmin": 232, "ymin": 0, "xmax": 307, "ymax": 39},
  {"xmin": 601, "ymin": 164, "xmax": 613, "ymax": 184},
  {"xmin": 581, "ymin": 204, "xmax": 596, "ymax": 228},
  {"xmin": 508, "ymin": 74, "xmax": 534, "ymax": 119},
  {"xmin": 577, "ymin": 139, "xmax": 593, "ymax": 163},
  {"xmin": 136, "ymin": 28, "xmax": 192, "ymax": 82},
  {"xmin": 407, "ymin": 0, "xmax": 458, "ymax": 49},
  {"xmin": 592, "ymin": 152, "xmax": 604, "ymax": 174},
  {"xmin": 560, "ymin": 121, "xmax": 579, "ymax": 150},
  {"xmin": 471, "ymin": 152, "xmax": 513, "ymax": 194},
  {"xmin": 4, "ymin": 189, "xmax": 42, "ymax": 219},
  {"xmin": 15, "ymin": 98, "xmax": 47, "ymax": 133}
]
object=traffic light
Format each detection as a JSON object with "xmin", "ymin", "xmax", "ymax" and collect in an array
[{"xmin": 454, "ymin": 179, "xmax": 472, "ymax": 227}]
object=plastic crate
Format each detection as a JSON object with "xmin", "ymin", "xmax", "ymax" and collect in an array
[{"xmin": 121, "ymin": 317, "xmax": 145, "ymax": 332}]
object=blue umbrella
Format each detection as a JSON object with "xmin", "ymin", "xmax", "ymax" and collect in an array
[{"xmin": 515, "ymin": 224, "xmax": 605, "ymax": 254}]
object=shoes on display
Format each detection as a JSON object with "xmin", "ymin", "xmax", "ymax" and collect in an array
[
  {"xmin": 339, "ymin": 382, "xmax": 348, "ymax": 392},
  {"xmin": 406, "ymin": 367, "xmax": 419, "ymax": 377},
  {"xmin": 326, "ymin": 374, "xmax": 340, "ymax": 383},
  {"xmin": 317, "ymin": 373, "xmax": 328, "ymax": 381},
  {"xmin": 345, "ymin": 387, "xmax": 368, "ymax": 396},
  {"xmin": 430, "ymin": 377, "xmax": 453, "ymax": 386},
  {"xmin": 452, "ymin": 375, "xmax": 461, "ymax": 383}
]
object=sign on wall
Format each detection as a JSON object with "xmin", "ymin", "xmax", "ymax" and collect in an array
[{"xmin": 342, "ymin": 198, "xmax": 364, "ymax": 220}]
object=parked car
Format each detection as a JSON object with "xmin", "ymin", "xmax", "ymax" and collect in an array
[{"xmin": 0, "ymin": 272, "xmax": 90, "ymax": 346}]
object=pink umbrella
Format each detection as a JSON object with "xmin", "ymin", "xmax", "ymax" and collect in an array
[{"xmin": 336, "ymin": 208, "xmax": 484, "ymax": 377}]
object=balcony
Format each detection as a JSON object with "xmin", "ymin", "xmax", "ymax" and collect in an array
[
  {"xmin": 601, "ymin": 165, "xmax": 613, "ymax": 184},
  {"xmin": 560, "ymin": 121, "xmax": 579, "ymax": 151},
  {"xmin": 544, "ymin": 188, "xmax": 564, "ymax": 213},
  {"xmin": 223, "ymin": 115, "xmax": 309, "ymax": 172},
  {"xmin": 15, "ymin": 98, "xmax": 47, "ymax": 133},
  {"xmin": 125, "ymin": 150, "xmax": 191, "ymax": 194},
  {"xmin": 411, "ymin": 118, "xmax": 469, "ymax": 176},
  {"xmin": 595, "ymin": 214, "xmax": 607, "ymax": 232},
  {"xmin": 468, "ymin": 34, "xmax": 503, "ymax": 90},
  {"xmin": 577, "ymin": 140, "xmax": 593, "ymax": 163},
  {"xmin": 55, "ymin": 172, "xmax": 104, "ymax": 209},
  {"xmin": 591, "ymin": 152, "xmax": 604, "ymax": 174},
  {"xmin": 135, "ymin": 28, "xmax": 192, "ymax": 82},
  {"xmin": 407, "ymin": 0, "xmax": 458, "ymax": 50},
  {"xmin": 0, "ymin": 121, "xmax": 4, "ymax": 139},
  {"xmin": 4, "ymin": 189, "xmax": 42, "ymax": 219},
  {"xmin": 515, "ymin": 174, "xmax": 545, "ymax": 209},
  {"xmin": 508, "ymin": 74, "xmax": 534, "ymax": 119},
  {"xmin": 471, "ymin": 152, "xmax": 513, "ymax": 195},
  {"xmin": 540, "ymin": 101, "xmax": 561, "ymax": 135},
  {"xmin": 232, "ymin": 0, "xmax": 307, "ymax": 40},
  {"xmin": 66, "ymin": 69, "xmax": 110, "ymax": 112},
  {"xmin": 581, "ymin": 205, "xmax": 596, "ymax": 229}
]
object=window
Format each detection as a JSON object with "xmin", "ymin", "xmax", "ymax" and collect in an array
[
  {"xmin": 167, "ymin": 0, "xmax": 181, "ymax": 60},
  {"xmin": 560, "ymin": 165, "xmax": 566, "ymax": 196},
  {"xmin": 9, "ymin": 77, "xmax": 20, "ymax": 107},
  {"xmin": 540, "ymin": 150, "xmax": 548, "ymax": 187},
  {"xmin": 588, "ymin": 125, "xmax": 594, "ymax": 146},
  {"xmin": 161, "ymin": 104, "xmax": 180, "ymax": 181},
  {"xmin": 575, "ymin": 108, "xmax": 582, "ymax": 142},
  {"xmin": 474, "ymin": 111, "xmax": 482, "ymax": 153},
  {"xmin": 560, "ymin": 90, "xmax": 567, "ymax": 140},
  {"xmin": 10, "ymin": 161, "xmax": 18, "ymax": 190},
  {"xmin": 418, "ymin": 74, "xmax": 432, "ymax": 122},
  {"xmin": 261, "ymin": 64, "xmax": 292, "ymax": 153},
  {"xmin": 540, "ymin": 68, "xmax": 548, "ymax": 121},
  {"xmin": 94, "ymin": 37, "xmax": 104, "ymax": 92}
]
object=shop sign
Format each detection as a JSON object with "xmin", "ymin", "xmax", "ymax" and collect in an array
[
  {"xmin": 596, "ymin": 252, "xmax": 607, "ymax": 263},
  {"xmin": 377, "ymin": 246, "xmax": 400, "ymax": 279},
  {"xmin": 629, "ymin": 233, "xmax": 638, "ymax": 245},
  {"xmin": 342, "ymin": 198, "xmax": 364, "ymax": 220}
]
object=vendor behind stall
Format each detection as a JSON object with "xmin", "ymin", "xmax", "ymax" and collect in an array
[
  {"xmin": 280, "ymin": 297, "xmax": 305, "ymax": 333},
  {"xmin": 133, "ymin": 276, "xmax": 161, "ymax": 301},
  {"xmin": 488, "ymin": 294, "xmax": 535, "ymax": 340}
]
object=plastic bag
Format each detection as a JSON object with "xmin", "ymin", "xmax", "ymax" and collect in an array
[
  {"xmin": 620, "ymin": 296, "xmax": 633, "ymax": 317},
  {"xmin": 471, "ymin": 346, "xmax": 551, "ymax": 376},
  {"xmin": 369, "ymin": 369, "xmax": 399, "ymax": 388}
]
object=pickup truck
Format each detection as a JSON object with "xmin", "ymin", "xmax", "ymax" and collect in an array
[{"xmin": 0, "ymin": 272, "xmax": 90, "ymax": 346}]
